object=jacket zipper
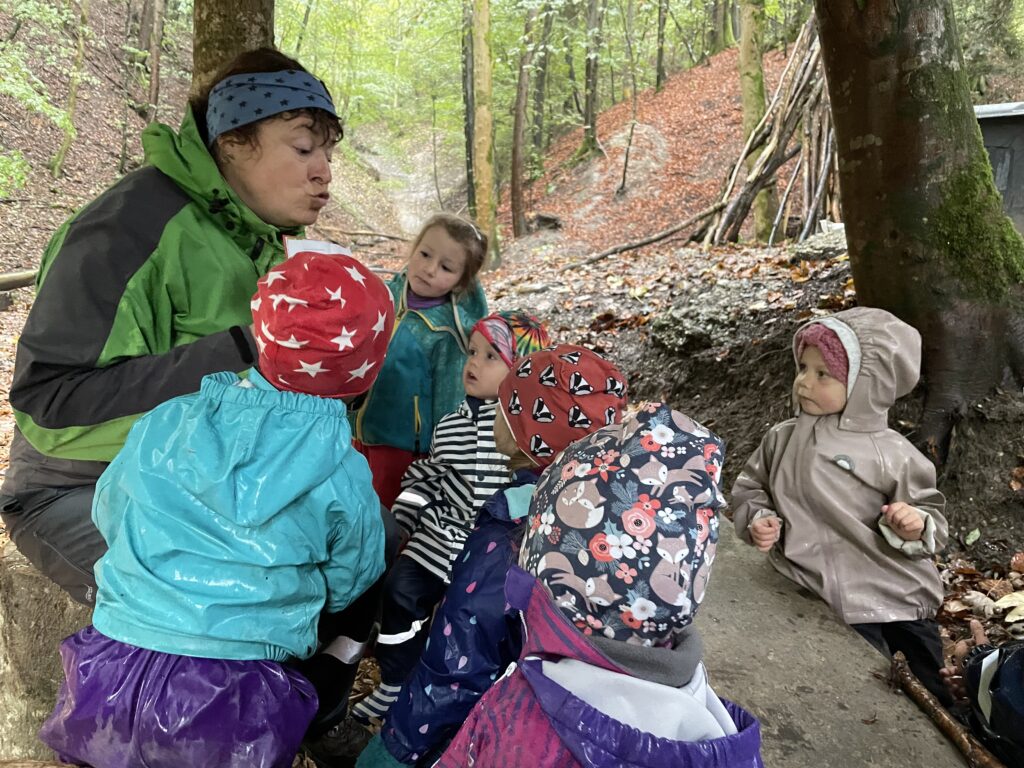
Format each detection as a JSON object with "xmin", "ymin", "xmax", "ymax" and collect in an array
[{"xmin": 413, "ymin": 395, "xmax": 422, "ymax": 454}]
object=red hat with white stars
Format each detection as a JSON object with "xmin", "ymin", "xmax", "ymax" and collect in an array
[{"xmin": 251, "ymin": 250, "xmax": 395, "ymax": 398}]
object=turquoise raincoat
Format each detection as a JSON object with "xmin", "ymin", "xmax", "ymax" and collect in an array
[
  {"xmin": 351, "ymin": 272, "xmax": 487, "ymax": 454},
  {"xmin": 91, "ymin": 370, "xmax": 386, "ymax": 662}
]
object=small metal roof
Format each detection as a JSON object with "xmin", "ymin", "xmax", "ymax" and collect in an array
[{"xmin": 976, "ymin": 102, "xmax": 1024, "ymax": 120}]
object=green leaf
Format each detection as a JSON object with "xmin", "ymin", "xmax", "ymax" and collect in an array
[{"xmin": 966, "ymin": 528, "xmax": 981, "ymax": 546}]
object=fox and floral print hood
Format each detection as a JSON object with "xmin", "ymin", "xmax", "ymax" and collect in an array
[{"xmin": 520, "ymin": 402, "xmax": 726, "ymax": 647}]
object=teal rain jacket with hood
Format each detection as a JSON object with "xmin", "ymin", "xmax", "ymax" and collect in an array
[{"xmin": 91, "ymin": 370, "xmax": 386, "ymax": 661}]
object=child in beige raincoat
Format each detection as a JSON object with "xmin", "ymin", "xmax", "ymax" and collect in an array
[{"xmin": 732, "ymin": 306, "xmax": 951, "ymax": 705}]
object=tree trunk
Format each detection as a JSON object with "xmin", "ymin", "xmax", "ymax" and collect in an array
[
  {"xmin": 191, "ymin": 0, "xmax": 274, "ymax": 95},
  {"xmin": 49, "ymin": 0, "xmax": 87, "ymax": 178},
  {"xmin": 531, "ymin": 4, "xmax": 554, "ymax": 158},
  {"xmin": 580, "ymin": 0, "xmax": 605, "ymax": 156},
  {"xmin": 564, "ymin": 1, "xmax": 584, "ymax": 118},
  {"xmin": 511, "ymin": 8, "xmax": 538, "ymax": 238},
  {"xmin": 462, "ymin": 0, "xmax": 476, "ymax": 217},
  {"xmin": 708, "ymin": 0, "xmax": 736, "ymax": 53},
  {"xmin": 616, "ymin": 0, "xmax": 639, "ymax": 196},
  {"xmin": 655, "ymin": 0, "xmax": 667, "ymax": 91},
  {"xmin": 145, "ymin": 0, "xmax": 164, "ymax": 120},
  {"xmin": 815, "ymin": 0, "xmax": 1024, "ymax": 459},
  {"xmin": 138, "ymin": 0, "xmax": 154, "ymax": 51},
  {"xmin": 293, "ymin": 0, "xmax": 314, "ymax": 56},
  {"xmin": 472, "ymin": 0, "xmax": 498, "ymax": 265},
  {"xmin": 738, "ymin": 0, "xmax": 777, "ymax": 241}
]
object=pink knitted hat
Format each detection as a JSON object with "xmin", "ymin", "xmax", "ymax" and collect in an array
[{"xmin": 796, "ymin": 323, "xmax": 849, "ymax": 385}]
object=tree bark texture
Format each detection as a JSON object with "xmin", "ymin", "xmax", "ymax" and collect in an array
[
  {"xmin": 656, "ymin": 0, "xmax": 667, "ymax": 90},
  {"xmin": 738, "ymin": 0, "xmax": 777, "ymax": 241},
  {"xmin": 462, "ymin": 0, "xmax": 476, "ymax": 217},
  {"xmin": 49, "ymin": 0, "xmax": 87, "ymax": 179},
  {"xmin": 472, "ymin": 0, "xmax": 498, "ymax": 265},
  {"xmin": 532, "ymin": 4, "xmax": 554, "ymax": 156},
  {"xmin": 708, "ymin": 0, "xmax": 736, "ymax": 53},
  {"xmin": 816, "ymin": 0, "xmax": 1024, "ymax": 457},
  {"xmin": 191, "ymin": 0, "xmax": 274, "ymax": 95},
  {"xmin": 511, "ymin": 9, "xmax": 538, "ymax": 238},
  {"xmin": 581, "ymin": 0, "xmax": 606, "ymax": 156},
  {"xmin": 146, "ymin": 0, "xmax": 164, "ymax": 119}
]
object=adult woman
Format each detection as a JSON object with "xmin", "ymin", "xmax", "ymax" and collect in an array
[{"xmin": 1, "ymin": 47, "xmax": 341, "ymax": 605}]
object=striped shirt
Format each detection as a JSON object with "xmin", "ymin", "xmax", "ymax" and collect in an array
[{"xmin": 393, "ymin": 397, "xmax": 510, "ymax": 582}]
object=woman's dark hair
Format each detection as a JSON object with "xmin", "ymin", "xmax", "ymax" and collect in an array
[{"xmin": 190, "ymin": 47, "xmax": 343, "ymax": 155}]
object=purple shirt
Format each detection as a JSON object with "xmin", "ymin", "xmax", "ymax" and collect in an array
[{"xmin": 406, "ymin": 288, "xmax": 448, "ymax": 310}]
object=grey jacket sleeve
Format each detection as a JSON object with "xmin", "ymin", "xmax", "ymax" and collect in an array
[
  {"xmin": 731, "ymin": 429, "xmax": 781, "ymax": 545},
  {"xmin": 877, "ymin": 438, "xmax": 948, "ymax": 558}
]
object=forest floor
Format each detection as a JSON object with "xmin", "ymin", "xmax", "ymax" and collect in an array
[{"xmin": 3, "ymin": 0, "xmax": 1024, "ymax": 660}]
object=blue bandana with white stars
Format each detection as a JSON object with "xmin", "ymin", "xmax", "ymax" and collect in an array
[{"xmin": 206, "ymin": 69, "xmax": 337, "ymax": 146}]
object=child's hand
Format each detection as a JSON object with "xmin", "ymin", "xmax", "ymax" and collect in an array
[
  {"xmin": 882, "ymin": 502, "xmax": 925, "ymax": 541},
  {"xmin": 750, "ymin": 516, "xmax": 781, "ymax": 552}
]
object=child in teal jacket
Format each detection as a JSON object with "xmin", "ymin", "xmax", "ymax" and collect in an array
[{"xmin": 351, "ymin": 214, "xmax": 488, "ymax": 508}]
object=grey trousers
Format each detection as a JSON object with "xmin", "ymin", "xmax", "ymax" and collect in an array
[{"xmin": 1, "ymin": 483, "xmax": 103, "ymax": 605}]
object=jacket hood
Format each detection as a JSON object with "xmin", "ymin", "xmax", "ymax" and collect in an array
[
  {"xmin": 505, "ymin": 567, "xmax": 763, "ymax": 768},
  {"xmin": 181, "ymin": 370, "xmax": 354, "ymax": 527},
  {"xmin": 793, "ymin": 307, "xmax": 921, "ymax": 432},
  {"xmin": 142, "ymin": 109, "xmax": 287, "ymax": 251}
]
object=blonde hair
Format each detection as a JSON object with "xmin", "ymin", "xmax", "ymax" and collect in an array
[{"xmin": 410, "ymin": 213, "xmax": 488, "ymax": 292}]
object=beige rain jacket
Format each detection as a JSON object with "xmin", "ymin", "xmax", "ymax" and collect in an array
[{"xmin": 732, "ymin": 307, "xmax": 947, "ymax": 624}]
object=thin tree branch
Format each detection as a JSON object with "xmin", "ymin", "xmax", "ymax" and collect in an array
[
  {"xmin": 891, "ymin": 653, "xmax": 1005, "ymax": 768},
  {"xmin": 559, "ymin": 202, "xmax": 725, "ymax": 272}
]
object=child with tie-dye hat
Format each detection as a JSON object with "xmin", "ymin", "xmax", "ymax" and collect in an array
[
  {"xmin": 356, "ymin": 344, "xmax": 629, "ymax": 768},
  {"xmin": 343, "ymin": 313, "xmax": 550, "ymax": 744}
]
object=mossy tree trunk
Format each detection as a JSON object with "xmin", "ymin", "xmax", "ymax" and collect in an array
[
  {"xmin": 49, "ymin": 0, "xmax": 87, "ymax": 179},
  {"xmin": 816, "ymin": 0, "xmax": 1024, "ymax": 459},
  {"xmin": 708, "ymin": 0, "xmax": 736, "ymax": 54},
  {"xmin": 462, "ymin": 0, "xmax": 476, "ymax": 217},
  {"xmin": 472, "ymin": 0, "xmax": 498, "ymax": 265},
  {"xmin": 191, "ymin": 0, "xmax": 273, "ymax": 96},
  {"xmin": 738, "ymin": 0, "xmax": 777, "ymax": 241},
  {"xmin": 511, "ymin": 8, "xmax": 538, "ymax": 238},
  {"xmin": 655, "ymin": 0, "xmax": 667, "ymax": 91},
  {"xmin": 579, "ymin": 0, "xmax": 605, "ymax": 156},
  {"xmin": 531, "ymin": 4, "xmax": 555, "ymax": 159},
  {"xmin": 145, "ymin": 0, "xmax": 165, "ymax": 120}
]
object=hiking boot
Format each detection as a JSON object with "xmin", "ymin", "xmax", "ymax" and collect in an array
[{"xmin": 304, "ymin": 716, "xmax": 376, "ymax": 768}]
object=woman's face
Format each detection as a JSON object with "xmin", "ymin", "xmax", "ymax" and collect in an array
[{"xmin": 218, "ymin": 115, "xmax": 335, "ymax": 228}]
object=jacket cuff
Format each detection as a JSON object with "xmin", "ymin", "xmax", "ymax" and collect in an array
[
  {"xmin": 747, "ymin": 509, "xmax": 779, "ymax": 528},
  {"xmin": 878, "ymin": 509, "xmax": 936, "ymax": 557}
]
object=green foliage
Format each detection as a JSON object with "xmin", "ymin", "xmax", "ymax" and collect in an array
[
  {"xmin": 0, "ymin": 42, "xmax": 75, "ymax": 135},
  {"xmin": 272, "ymin": 0, "xmax": 749, "ymax": 184},
  {"xmin": 0, "ymin": 149, "xmax": 30, "ymax": 197},
  {"xmin": 0, "ymin": 0, "xmax": 80, "ymax": 187},
  {"xmin": 762, "ymin": 0, "xmax": 812, "ymax": 48},
  {"xmin": 954, "ymin": 0, "xmax": 1024, "ymax": 98}
]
